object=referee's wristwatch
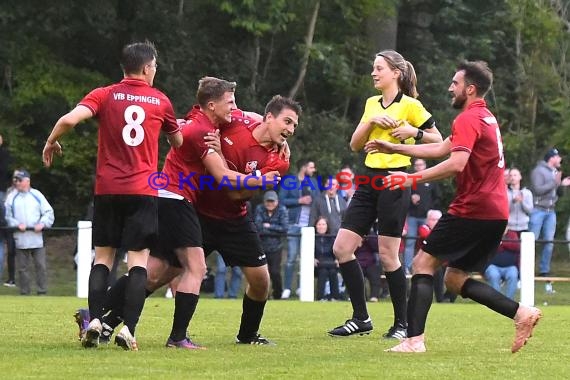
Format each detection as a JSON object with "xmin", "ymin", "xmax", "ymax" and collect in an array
[{"xmin": 414, "ymin": 129, "xmax": 424, "ymax": 141}]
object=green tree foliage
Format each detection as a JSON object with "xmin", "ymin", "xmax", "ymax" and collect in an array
[{"xmin": 0, "ymin": 0, "xmax": 569, "ymax": 232}]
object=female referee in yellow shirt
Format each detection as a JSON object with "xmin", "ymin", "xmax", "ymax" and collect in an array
[{"xmin": 328, "ymin": 50, "xmax": 442, "ymax": 339}]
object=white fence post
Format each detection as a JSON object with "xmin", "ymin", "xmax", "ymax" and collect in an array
[
  {"xmin": 299, "ymin": 227, "xmax": 315, "ymax": 302},
  {"xmin": 76, "ymin": 220, "xmax": 92, "ymax": 298},
  {"xmin": 520, "ymin": 231, "xmax": 535, "ymax": 306}
]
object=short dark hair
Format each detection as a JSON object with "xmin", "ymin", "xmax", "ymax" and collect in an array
[
  {"xmin": 296, "ymin": 158, "xmax": 314, "ymax": 170},
  {"xmin": 196, "ymin": 77, "xmax": 236, "ymax": 108},
  {"xmin": 120, "ymin": 41, "xmax": 157, "ymax": 74},
  {"xmin": 263, "ymin": 95, "xmax": 302, "ymax": 120},
  {"xmin": 456, "ymin": 61, "xmax": 493, "ymax": 97}
]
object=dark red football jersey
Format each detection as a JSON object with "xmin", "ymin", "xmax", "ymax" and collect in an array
[
  {"xmin": 448, "ymin": 99, "xmax": 508, "ymax": 220},
  {"xmin": 79, "ymin": 78, "xmax": 179, "ymax": 196}
]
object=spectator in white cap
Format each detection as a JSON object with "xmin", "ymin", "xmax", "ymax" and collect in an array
[{"xmin": 4, "ymin": 169, "xmax": 54, "ymax": 295}]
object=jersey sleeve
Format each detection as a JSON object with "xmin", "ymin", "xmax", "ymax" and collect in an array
[
  {"xmin": 408, "ymin": 99, "xmax": 433, "ymax": 128},
  {"xmin": 359, "ymin": 97, "xmax": 378, "ymax": 124},
  {"xmin": 450, "ymin": 113, "xmax": 480, "ymax": 153},
  {"xmin": 185, "ymin": 120, "xmax": 214, "ymax": 159},
  {"xmin": 161, "ymin": 97, "xmax": 181, "ymax": 134},
  {"xmin": 78, "ymin": 87, "xmax": 107, "ymax": 116}
]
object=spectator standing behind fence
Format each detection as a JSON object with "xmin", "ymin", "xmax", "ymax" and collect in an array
[
  {"xmin": 403, "ymin": 159, "xmax": 440, "ymax": 274},
  {"xmin": 355, "ymin": 227, "xmax": 382, "ymax": 302},
  {"xmin": 309, "ymin": 177, "xmax": 347, "ymax": 235},
  {"xmin": 279, "ymin": 159, "xmax": 319, "ymax": 299},
  {"xmin": 507, "ymin": 168, "xmax": 533, "ymax": 234},
  {"xmin": 529, "ymin": 148, "xmax": 570, "ymax": 294},
  {"xmin": 483, "ymin": 229, "xmax": 520, "ymax": 300},
  {"xmin": 4, "ymin": 170, "xmax": 54, "ymax": 295},
  {"xmin": 314, "ymin": 217, "xmax": 340, "ymax": 301},
  {"xmin": 254, "ymin": 190, "xmax": 288, "ymax": 300}
]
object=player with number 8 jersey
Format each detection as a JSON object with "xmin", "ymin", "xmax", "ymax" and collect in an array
[
  {"xmin": 43, "ymin": 41, "xmax": 183, "ymax": 351},
  {"xmin": 79, "ymin": 78, "xmax": 180, "ymax": 195}
]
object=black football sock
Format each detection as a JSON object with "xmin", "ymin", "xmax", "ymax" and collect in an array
[
  {"xmin": 237, "ymin": 293, "xmax": 266, "ymax": 341},
  {"xmin": 104, "ymin": 274, "xmax": 128, "ymax": 314},
  {"xmin": 339, "ymin": 259, "xmax": 369, "ymax": 321},
  {"xmin": 385, "ymin": 266, "xmax": 407, "ymax": 327},
  {"xmin": 169, "ymin": 292, "xmax": 199, "ymax": 341},
  {"xmin": 407, "ymin": 274, "xmax": 434, "ymax": 337},
  {"xmin": 103, "ymin": 276, "xmax": 155, "ymax": 328},
  {"xmin": 460, "ymin": 278, "xmax": 518, "ymax": 319},
  {"xmin": 122, "ymin": 266, "xmax": 147, "ymax": 335},
  {"xmin": 88, "ymin": 264, "xmax": 110, "ymax": 321}
]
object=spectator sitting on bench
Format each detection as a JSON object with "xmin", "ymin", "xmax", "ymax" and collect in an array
[{"xmin": 483, "ymin": 229, "xmax": 520, "ymax": 300}]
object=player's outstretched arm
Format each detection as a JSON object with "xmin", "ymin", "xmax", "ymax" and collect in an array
[
  {"xmin": 365, "ymin": 137, "xmax": 452, "ymax": 159},
  {"xmin": 43, "ymin": 105, "xmax": 93, "ymax": 167}
]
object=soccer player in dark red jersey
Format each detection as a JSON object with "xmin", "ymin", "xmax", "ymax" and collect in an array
[
  {"xmin": 147, "ymin": 78, "xmax": 281, "ymax": 349},
  {"xmin": 365, "ymin": 61, "xmax": 541, "ymax": 353},
  {"xmin": 43, "ymin": 41, "xmax": 183, "ymax": 351},
  {"xmin": 196, "ymin": 94, "xmax": 300, "ymax": 345}
]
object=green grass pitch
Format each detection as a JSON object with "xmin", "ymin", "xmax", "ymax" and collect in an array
[{"xmin": 1, "ymin": 296, "xmax": 568, "ymax": 379}]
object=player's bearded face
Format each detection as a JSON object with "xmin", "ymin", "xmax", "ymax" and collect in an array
[{"xmin": 451, "ymin": 87, "xmax": 467, "ymax": 109}]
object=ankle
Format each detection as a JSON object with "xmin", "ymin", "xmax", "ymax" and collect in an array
[{"xmin": 408, "ymin": 334, "xmax": 425, "ymax": 344}]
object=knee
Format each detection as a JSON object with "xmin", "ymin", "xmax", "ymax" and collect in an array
[
  {"xmin": 443, "ymin": 272, "xmax": 464, "ymax": 294},
  {"xmin": 192, "ymin": 260, "xmax": 207, "ymax": 279},
  {"xmin": 378, "ymin": 250, "xmax": 391, "ymax": 263},
  {"xmin": 484, "ymin": 267, "xmax": 499, "ymax": 281},
  {"xmin": 146, "ymin": 271, "xmax": 161, "ymax": 289},
  {"xmin": 250, "ymin": 272, "xmax": 270, "ymax": 291},
  {"xmin": 506, "ymin": 268, "xmax": 518, "ymax": 281},
  {"xmin": 333, "ymin": 241, "xmax": 355, "ymax": 262}
]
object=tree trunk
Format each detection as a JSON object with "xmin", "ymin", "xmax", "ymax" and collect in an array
[
  {"xmin": 367, "ymin": 3, "xmax": 398, "ymax": 51},
  {"xmin": 250, "ymin": 35, "xmax": 261, "ymax": 95},
  {"xmin": 288, "ymin": 0, "xmax": 320, "ymax": 100},
  {"xmin": 177, "ymin": 0, "xmax": 185, "ymax": 21}
]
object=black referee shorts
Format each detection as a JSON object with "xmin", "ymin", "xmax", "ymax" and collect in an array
[{"xmin": 341, "ymin": 168, "xmax": 410, "ymax": 237}]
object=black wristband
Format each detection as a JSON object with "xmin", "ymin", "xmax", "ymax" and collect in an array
[{"xmin": 414, "ymin": 129, "xmax": 424, "ymax": 141}]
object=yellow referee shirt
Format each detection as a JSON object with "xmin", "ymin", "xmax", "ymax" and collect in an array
[{"xmin": 360, "ymin": 92, "xmax": 432, "ymax": 169}]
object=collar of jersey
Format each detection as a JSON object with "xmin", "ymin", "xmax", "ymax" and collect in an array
[{"xmin": 378, "ymin": 91, "xmax": 403, "ymax": 109}]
